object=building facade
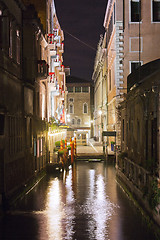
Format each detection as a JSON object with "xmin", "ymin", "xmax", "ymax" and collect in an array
[
  {"xmin": 23, "ymin": 4, "xmax": 49, "ymax": 177},
  {"xmin": 118, "ymin": 59, "xmax": 160, "ymax": 227},
  {"xmin": 94, "ymin": 0, "xmax": 160, "ymax": 145},
  {"xmin": 92, "ymin": 34, "xmax": 107, "ymax": 142},
  {"xmin": 0, "ymin": 0, "xmax": 65, "ymax": 207},
  {"xmin": 66, "ymin": 76, "xmax": 93, "ymax": 145},
  {"xmin": 47, "ymin": 8, "xmax": 65, "ymax": 124},
  {"xmin": 0, "ymin": 0, "xmax": 24, "ymax": 206},
  {"xmin": 0, "ymin": 0, "xmax": 51, "ymax": 207}
]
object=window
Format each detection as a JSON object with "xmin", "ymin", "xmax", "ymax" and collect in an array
[
  {"xmin": 69, "ymin": 104, "xmax": 74, "ymax": 114},
  {"xmin": 67, "ymin": 87, "xmax": 73, "ymax": 92},
  {"xmin": 137, "ymin": 120, "xmax": 140, "ymax": 151},
  {"xmin": 126, "ymin": 122, "xmax": 128, "ymax": 143},
  {"xmin": 145, "ymin": 120, "xmax": 148, "ymax": 160},
  {"xmin": 82, "ymin": 134, "xmax": 86, "ymax": 140},
  {"xmin": 130, "ymin": 61, "xmax": 142, "ymax": 73},
  {"xmin": 122, "ymin": 119, "xmax": 124, "ymax": 141},
  {"xmin": 0, "ymin": 114, "xmax": 4, "ymax": 135},
  {"xmin": 109, "ymin": 69, "xmax": 111, "ymax": 91},
  {"xmin": 0, "ymin": 14, "xmax": 2, "ymax": 46},
  {"xmin": 0, "ymin": 12, "xmax": 9, "ymax": 49},
  {"xmin": 77, "ymin": 119, "xmax": 81, "ymax": 125},
  {"xmin": 130, "ymin": 0, "xmax": 141, "ymax": 22},
  {"xmin": 71, "ymin": 119, "xmax": 75, "ymax": 125},
  {"xmin": 9, "ymin": 21, "xmax": 13, "ymax": 58},
  {"xmin": 82, "ymin": 86, "xmax": 89, "ymax": 92},
  {"xmin": 152, "ymin": 0, "xmax": 160, "ymax": 22},
  {"xmin": 69, "ymin": 98, "xmax": 74, "ymax": 102},
  {"xmin": 151, "ymin": 118, "xmax": 157, "ymax": 158},
  {"xmin": 16, "ymin": 29, "xmax": 20, "ymax": 64},
  {"xmin": 113, "ymin": 3, "xmax": 116, "ymax": 24},
  {"xmin": 75, "ymin": 87, "xmax": 81, "ymax": 92},
  {"xmin": 107, "ymin": 13, "xmax": 113, "ymax": 46},
  {"xmin": 30, "ymin": 118, "xmax": 32, "ymax": 147},
  {"xmin": 83, "ymin": 103, "xmax": 88, "ymax": 114}
]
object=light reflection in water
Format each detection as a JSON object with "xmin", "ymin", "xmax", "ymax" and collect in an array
[
  {"xmin": 64, "ymin": 168, "xmax": 75, "ymax": 239},
  {"xmin": 83, "ymin": 170, "xmax": 116, "ymax": 240},
  {"xmin": 46, "ymin": 178, "xmax": 64, "ymax": 240},
  {"xmin": 4, "ymin": 163, "xmax": 156, "ymax": 240},
  {"xmin": 46, "ymin": 168, "xmax": 75, "ymax": 240}
]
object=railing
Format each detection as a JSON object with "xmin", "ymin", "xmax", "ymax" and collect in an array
[{"xmin": 117, "ymin": 156, "xmax": 152, "ymax": 192}]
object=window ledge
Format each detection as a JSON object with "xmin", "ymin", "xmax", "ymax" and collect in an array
[
  {"xmin": 129, "ymin": 21, "xmax": 142, "ymax": 24},
  {"xmin": 151, "ymin": 21, "xmax": 160, "ymax": 23}
]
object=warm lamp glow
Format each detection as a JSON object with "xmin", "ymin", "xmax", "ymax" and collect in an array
[{"xmin": 98, "ymin": 110, "xmax": 102, "ymax": 115}]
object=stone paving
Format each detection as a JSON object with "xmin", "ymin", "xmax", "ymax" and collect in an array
[
  {"xmin": 77, "ymin": 139, "xmax": 114, "ymax": 156},
  {"xmin": 77, "ymin": 140, "xmax": 103, "ymax": 154}
]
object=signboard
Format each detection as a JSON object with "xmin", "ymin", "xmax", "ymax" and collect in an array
[{"xmin": 102, "ymin": 131, "xmax": 116, "ymax": 137}]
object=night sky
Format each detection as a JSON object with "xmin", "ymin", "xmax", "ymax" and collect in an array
[{"xmin": 54, "ymin": 0, "xmax": 107, "ymax": 81}]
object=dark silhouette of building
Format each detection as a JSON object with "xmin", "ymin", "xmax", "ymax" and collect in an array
[
  {"xmin": 118, "ymin": 59, "xmax": 160, "ymax": 227},
  {"xmin": 0, "ymin": 0, "xmax": 49, "ymax": 208}
]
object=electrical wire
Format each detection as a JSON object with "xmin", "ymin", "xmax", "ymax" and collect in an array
[{"xmin": 64, "ymin": 29, "xmax": 96, "ymax": 51}]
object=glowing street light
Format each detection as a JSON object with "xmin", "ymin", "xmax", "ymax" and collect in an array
[{"xmin": 98, "ymin": 110, "xmax": 102, "ymax": 115}]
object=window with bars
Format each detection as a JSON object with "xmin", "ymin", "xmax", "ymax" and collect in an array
[
  {"xmin": 152, "ymin": 0, "xmax": 160, "ymax": 22},
  {"xmin": 130, "ymin": 0, "xmax": 141, "ymax": 22}
]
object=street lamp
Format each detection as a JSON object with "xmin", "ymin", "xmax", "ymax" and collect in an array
[{"xmin": 98, "ymin": 110, "xmax": 102, "ymax": 115}]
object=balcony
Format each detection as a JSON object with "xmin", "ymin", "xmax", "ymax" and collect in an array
[
  {"xmin": 49, "ymin": 43, "xmax": 57, "ymax": 56},
  {"xmin": 47, "ymin": 34, "xmax": 57, "ymax": 54},
  {"xmin": 59, "ymin": 65, "xmax": 65, "ymax": 75},
  {"xmin": 59, "ymin": 43, "xmax": 64, "ymax": 53},
  {"xmin": 47, "ymin": 33, "xmax": 56, "ymax": 44},
  {"xmin": 37, "ymin": 60, "xmax": 49, "ymax": 80}
]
